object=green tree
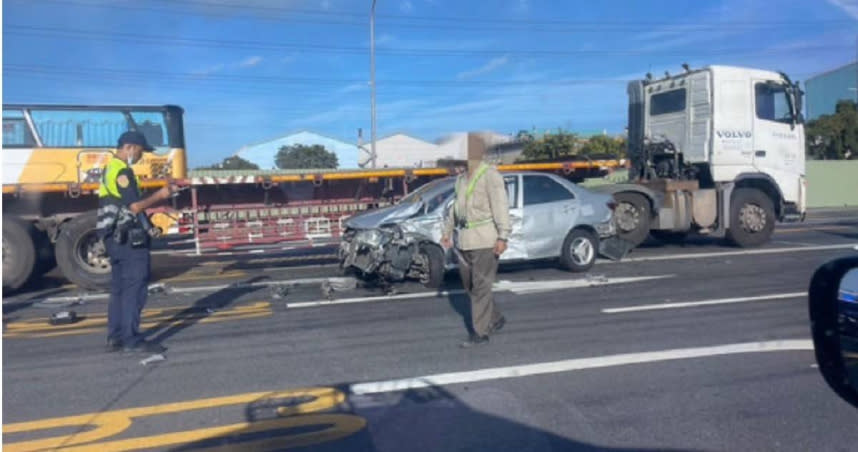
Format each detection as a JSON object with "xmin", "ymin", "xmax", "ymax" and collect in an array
[
  {"xmin": 196, "ymin": 155, "xmax": 259, "ymax": 170},
  {"xmin": 275, "ymin": 144, "xmax": 339, "ymax": 169},
  {"xmin": 518, "ymin": 131, "xmax": 580, "ymax": 161},
  {"xmin": 806, "ymin": 100, "xmax": 858, "ymax": 160},
  {"xmin": 580, "ymin": 135, "xmax": 627, "ymax": 158}
]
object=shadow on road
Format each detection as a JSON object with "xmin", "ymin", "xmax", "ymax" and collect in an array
[
  {"xmin": 167, "ymin": 383, "xmax": 700, "ymax": 452},
  {"xmin": 142, "ymin": 275, "xmax": 270, "ymax": 346}
]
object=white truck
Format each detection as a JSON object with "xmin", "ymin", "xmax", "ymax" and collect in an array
[{"xmin": 600, "ymin": 65, "xmax": 807, "ymax": 247}]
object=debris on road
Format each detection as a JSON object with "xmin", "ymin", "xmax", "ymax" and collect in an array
[
  {"xmin": 48, "ymin": 310, "xmax": 78, "ymax": 325},
  {"xmin": 321, "ymin": 277, "xmax": 359, "ymax": 300},
  {"xmin": 140, "ymin": 354, "xmax": 166, "ymax": 366},
  {"xmin": 271, "ymin": 285, "xmax": 290, "ymax": 299},
  {"xmin": 148, "ymin": 283, "xmax": 167, "ymax": 295}
]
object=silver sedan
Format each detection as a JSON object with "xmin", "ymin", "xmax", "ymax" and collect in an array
[{"xmin": 339, "ymin": 172, "xmax": 627, "ymax": 288}]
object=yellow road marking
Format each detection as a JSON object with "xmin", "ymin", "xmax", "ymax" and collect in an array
[
  {"xmin": 3, "ymin": 387, "xmax": 365, "ymax": 452},
  {"xmin": 158, "ymin": 270, "xmax": 246, "ymax": 283},
  {"xmin": 3, "ymin": 302, "xmax": 271, "ymax": 339}
]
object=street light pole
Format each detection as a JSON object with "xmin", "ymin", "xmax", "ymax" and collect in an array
[{"xmin": 370, "ymin": 0, "xmax": 378, "ymax": 168}]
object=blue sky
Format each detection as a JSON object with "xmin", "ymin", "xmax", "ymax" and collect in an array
[{"xmin": 4, "ymin": 0, "xmax": 857, "ymax": 167}]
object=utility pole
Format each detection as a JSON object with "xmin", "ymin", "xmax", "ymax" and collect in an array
[{"xmin": 370, "ymin": 0, "xmax": 378, "ymax": 168}]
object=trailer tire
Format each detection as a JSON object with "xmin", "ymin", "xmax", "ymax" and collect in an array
[
  {"xmin": 613, "ymin": 192, "xmax": 651, "ymax": 247},
  {"xmin": 3, "ymin": 218, "xmax": 37, "ymax": 291},
  {"xmin": 418, "ymin": 243, "xmax": 445, "ymax": 289},
  {"xmin": 726, "ymin": 188, "xmax": 775, "ymax": 248},
  {"xmin": 56, "ymin": 212, "xmax": 112, "ymax": 290},
  {"xmin": 561, "ymin": 228, "xmax": 598, "ymax": 272}
]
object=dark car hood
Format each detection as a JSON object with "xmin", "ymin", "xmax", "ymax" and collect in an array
[{"xmin": 344, "ymin": 202, "xmax": 424, "ymax": 230}]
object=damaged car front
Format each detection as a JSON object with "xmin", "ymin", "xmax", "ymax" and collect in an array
[{"xmin": 339, "ymin": 178, "xmax": 455, "ymax": 288}]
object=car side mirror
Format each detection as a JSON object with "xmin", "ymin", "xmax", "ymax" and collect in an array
[{"xmin": 809, "ymin": 254, "xmax": 858, "ymax": 409}]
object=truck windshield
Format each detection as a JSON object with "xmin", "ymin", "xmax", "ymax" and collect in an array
[{"xmin": 755, "ymin": 83, "xmax": 794, "ymax": 124}]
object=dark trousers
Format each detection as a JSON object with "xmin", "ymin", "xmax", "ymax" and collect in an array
[
  {"xmin": 105, "ymin": 240, "xmax": 151, "ymax": 345},
  {"xmin": 458, "ymin": 248, "xmax": 502, "ymax": 337}
]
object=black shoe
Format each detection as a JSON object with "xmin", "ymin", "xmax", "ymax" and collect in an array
[
  {"xmin": 123, "ymin": 340, "xmax": 167, "ymax": 354},
  {"xmin": 489, "ymin": 316, "xmax": 506, "ymax": 334},
  {"xmin": 459, "ymin": 334, "xmax": 489, "ymax": 348},
  {"xmin": 106, "ymin": 338, "xmax": 123, "ymax": 353}
]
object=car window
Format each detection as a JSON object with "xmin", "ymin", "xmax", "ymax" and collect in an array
[
  {"xmin": 523, "ymin": 175, "xmax": 574, "ymax": 206},
  {"xmin": 426, "ymin": 187, "xmax": 454, "ymax": 213}
]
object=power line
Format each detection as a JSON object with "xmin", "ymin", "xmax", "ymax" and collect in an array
[
  {"xmin": 8, "ymin": 0, "xmax": 854, "ymax": 33},
  {"xmin": 6, "ymin": 25, "xmax": 852, "ymax": 58}
]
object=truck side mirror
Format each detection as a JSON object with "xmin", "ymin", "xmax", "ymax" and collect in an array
[{"xmin": 809, "ymin": 254, "xmax": 858, "ymax": 409}]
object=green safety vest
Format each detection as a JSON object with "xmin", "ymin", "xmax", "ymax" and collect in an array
[
  {"xmin": 98, "ymin": 157, "xmax": 141, "ymax": 200},
  {"xmin": 454, "ymin": 162, "xmax": 494, "ymax": 229}
]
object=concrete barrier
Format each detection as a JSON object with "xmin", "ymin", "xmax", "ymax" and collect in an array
[{"xmin": 581, "ymin": 160, "xmax": 858, "ymax": 208}]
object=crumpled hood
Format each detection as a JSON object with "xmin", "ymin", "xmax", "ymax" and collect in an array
[{"xmin": 344, "ymin": 202, "xmax": 423, "ymax": 230}]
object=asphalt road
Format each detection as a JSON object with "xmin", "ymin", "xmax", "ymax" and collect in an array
[{"xmin": 4, "ymin": 209, "xmax": 858, "ymax": 451}]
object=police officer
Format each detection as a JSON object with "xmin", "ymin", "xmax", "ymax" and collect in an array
[
  {"xmin": 441, "ymin": 133, "xmax": 511, "ymax": 348},
  {"xmin": 99, "ymin": 131, "xmax": 174, "ymax": 353}
]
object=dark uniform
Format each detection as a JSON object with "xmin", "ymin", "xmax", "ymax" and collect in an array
[{"xmin": 98, "ymin": 132, "xmax": 163, "ymax": 353}]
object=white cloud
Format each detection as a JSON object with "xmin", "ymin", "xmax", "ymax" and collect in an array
[
  {"xmin": 828, "ymin": 0, "xmax": 858, "ymax": 20},
  {"xmin": 400, "ymin": 0, "xmax": 414, "ymax": 13},
  {"xmin": 457, "ymin": 56, "xmax": 510, "ymax": 80},
  {"xmin": 240, "ymin": 56, "xmax": 263, "ymax": 68},
  {"xmin": 339, "ymin": 82, "xmax": 368, "ymax": 93}
]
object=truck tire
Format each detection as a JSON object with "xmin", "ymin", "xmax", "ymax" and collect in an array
[
  {"xmin": 613, "ymin": 192, "xmax": 651, "ymax": 247},
  {"xmin": 55, "ymin": 212, "xmax": 112, "ymax": 290},
  {"xmin": 418, "ymin": 243, "xmax": 445, "ymax": 289},
  {"xmin": 3, "ymin": 218, "xmax": 37, "ymax": 291},
  {"xmin": 726, "ymin": 188, "xmax": 775, "ymax": 248},
  {"xmin": 560, "ymin": 228, "xmax": 598, "ymax": 272}
]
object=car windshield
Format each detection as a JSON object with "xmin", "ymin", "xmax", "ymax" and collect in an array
[{"xmin": 399, "ymin": 179, "xmax": 452, "ymax": 205}]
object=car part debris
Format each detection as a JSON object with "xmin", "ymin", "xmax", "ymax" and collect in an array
[
  {"xmin": 271, "ymin": 285, "xmax": 290, "ymax": 299},
  {"xmin": 148, "ymin": 283, "xmax": 167, "ymax": 295},
  {"xmin": 140, "ymin": 354, "xmax": 166, "ymax": 366},
  {"xmin": 49, "ymin": 310, "xmax": 78, "ymax": 325}
]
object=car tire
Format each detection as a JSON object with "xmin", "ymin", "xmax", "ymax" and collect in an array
[
  {"xmin": 418, "ymin": 243, "xmax": 445, "ymax": 289},
  {"xmin": 55, "ymin": 212, "xmax": 112, "ymax": 290},
  {"xmin": 726, "ymin": 188, "xmax": 775, "ymax": 248},
  {"xmin": 3, "ymin": 218, "xmax": 37, "ymax": 291},
  {"xmin": 613, "ymin": 192, "xmax": 651, "ymax": 247},
  {"xmin": 561, "ymin": 228, "xmax": 598, "ymax": 273}
]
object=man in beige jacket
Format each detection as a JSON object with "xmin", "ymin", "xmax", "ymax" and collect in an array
[{"xmin": 441, "ymin": 133, "xmax": 511, "ymax": 348}]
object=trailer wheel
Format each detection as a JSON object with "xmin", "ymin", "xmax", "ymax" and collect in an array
[
  {"xmin": 561, "ymin": 228, "xmax": 598, "ymax": 272},
  {"xmin": 613, "ymin": 192, "xmax": 651, "ymax": 247},
  {"xmin": 418, "ymin": 243, "xmax": 445, "ymax": 289},
  {"xmin": 56, "ymin": 212, "xmax": 112, "ymax": 290},
  {"xmin": 2, "ymin": 218, "xmax": 37, "ymax": 291},
  {"xmin": 726, "ymin": 188, "xmax": 775, "ymax": 248}
]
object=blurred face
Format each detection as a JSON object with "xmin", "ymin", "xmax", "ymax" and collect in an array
[
  {"xmin": 119, "ymin": 144, "xmax": 144, "ymax": 165},
  {"xmin": 467, "ymin": 133, "xmax": 486, "ymax": 174}
]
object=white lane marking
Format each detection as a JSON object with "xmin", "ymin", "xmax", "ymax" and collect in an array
[
  {"xmin": 287, "ymin": 275, "xmax": 675, "ymax": 309},
  {"xmin": 603, "ymin": 243, "xmax": 858, "ymax": 264},
  {"xmin": 602, "ymin": 292, "xmax": 807, "ymax": 314},
  {"xmin": 349, "ymin": 340, "xmax": 813, "ymax": 395},
  {"xmin": 773, "ymin": 240, "xmax": 818, "ymax": 247}
]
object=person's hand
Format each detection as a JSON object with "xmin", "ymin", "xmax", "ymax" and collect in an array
[
  {"xmin": 494, "ymin": 239, "xmax": 508, "ymax": 256},
  {"xmin": 441, "ymin": 236, "xmax": 452, "ymax": 249},
  {"xmin": 155, "ymin": 186, "xmax": 172, "ymax": 201}
]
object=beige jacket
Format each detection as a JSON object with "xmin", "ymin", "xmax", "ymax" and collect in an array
[{"xmin": 443, "ymin": 164, "xmax": 511, "ymax": 250}]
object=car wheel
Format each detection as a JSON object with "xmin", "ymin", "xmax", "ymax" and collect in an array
[
  {"xmin": 418, "ymin": 243, "xmax": 445, "ymax": 289},
  {"xmin": 561, "ymin": 229, "xmax": 598, "ymax": 272}
]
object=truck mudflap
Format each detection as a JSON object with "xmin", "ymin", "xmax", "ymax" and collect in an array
[{"xmin": 599, "ymin": 236, "xmax": 635, "ymax": 261}]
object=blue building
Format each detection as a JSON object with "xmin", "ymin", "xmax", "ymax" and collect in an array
[
  {"xmin": 234, "ymin": 130, "xmax": 364, "ymax": 169},
  {"xmin": 805, "ymin": 61, "xmax": 857, "ymax": 121}
]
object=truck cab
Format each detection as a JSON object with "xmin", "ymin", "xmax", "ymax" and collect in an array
[{"xmin": 606, "ymin": 65, "xmax": 807, "ymax": 247}]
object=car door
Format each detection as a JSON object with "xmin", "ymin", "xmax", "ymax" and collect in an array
[
  {"xmin": 521, "ymin": 174, "xmax": 579, "ymax": 259},
  {"xmin": 503, "ymin": 174, "xmax": 527, "ymax": 261}
]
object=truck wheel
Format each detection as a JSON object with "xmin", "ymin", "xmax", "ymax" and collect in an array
[
  {"xmin": 3, "ymin": 218, "xmax": 37, "ymax": 291},
  {"xmin": 55, "ymin": 212, "xmax": 112, "ymax": 290},
  {"xmin": 613, "ymin": 192, "xmax": 651, "ymax": 247},
  {"xmin": 418, "ymin": 243, "xmax": 445, "ymax": 289},
  {"xmin": 560, "ymin": 228, "xmax": 598, "ymax": 272},
  {"xmin": 726, "ymin": 188, "xmax": 775, "ymax": 248}
]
